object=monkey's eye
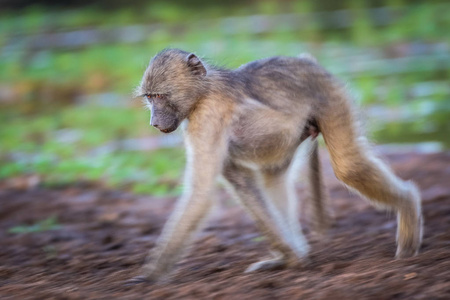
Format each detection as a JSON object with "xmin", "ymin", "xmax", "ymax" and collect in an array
[{"xmin": 144, "ymin": 93, "xmax": 166, "ymax": 100}]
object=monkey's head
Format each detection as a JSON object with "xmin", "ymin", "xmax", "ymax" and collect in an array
[{"xmin": 136, "ymin": 49, "xmax": 209, "ymax": 133}]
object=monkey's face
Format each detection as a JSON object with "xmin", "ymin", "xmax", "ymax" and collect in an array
[
  {"xmin": 145, "ymin": 93, "xmax": 181, "ymax": 133},
  {"xmin": 137, "ymin": 49, "xmax": 208, "ymax": 134}
]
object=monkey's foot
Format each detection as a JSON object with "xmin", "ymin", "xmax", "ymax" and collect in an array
[
  {"xmin": 123, "ymin": 276, "xmax": 154, "ymax": 286},
  {"xmin": 244, "ymin": 258, "xmax": 286, "ymax": 273}
]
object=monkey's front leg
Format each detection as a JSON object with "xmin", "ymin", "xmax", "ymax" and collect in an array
[
  {"xmin": 137, "ymin": 135, "xmax": 228, "ymax": 282},
  {"xmin": 138, "ymin": 190, "xmax": 214, "ymax": 281}
]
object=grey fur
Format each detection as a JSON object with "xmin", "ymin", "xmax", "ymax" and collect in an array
[{"xmin": 134, "ymin": 49, "xmax": 423, "ymax": 281}]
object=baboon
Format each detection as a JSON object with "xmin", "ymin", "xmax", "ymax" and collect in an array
[{"xmin": 132, "ymin": 49, "xmax": 422, "ymax": 282}]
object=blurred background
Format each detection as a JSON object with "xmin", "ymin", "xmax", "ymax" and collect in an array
[{"xmin": 1, "ymin": 0, "xmax": 449, "ymax": 197}]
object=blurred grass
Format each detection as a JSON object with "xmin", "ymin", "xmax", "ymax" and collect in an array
[
  {"xmin": 1, "ymin": 2, "xmax": 448, "ymax": 93},
  {"xmin": 8, "ymin": 216, "xmax": 61, "ymax": 234},
  {"xmin": 0, "ymin": 0, "xmax": 449, "ymax": 196},
  {"xmin": 0, "ymin": 106, "xmax": 185, "ymax": 195}
]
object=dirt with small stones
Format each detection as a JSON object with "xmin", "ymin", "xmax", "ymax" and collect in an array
[{"xmin": 0, "ymin": 150, "xmax": 449, "ymax": 299}]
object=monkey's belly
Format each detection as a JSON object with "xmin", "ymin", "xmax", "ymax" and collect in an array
[
  {"xmin": 228, "ymin": 130, "xmax": 301, "ymax": 168},
  {"xmin": 228, "ymin": 100, "xmax": 308, "ymax": 168}
]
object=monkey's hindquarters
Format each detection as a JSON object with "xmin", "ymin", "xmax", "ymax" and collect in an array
[{"xmin": 316, "ymin": 81, "xmax": 423, "ymax": 257}]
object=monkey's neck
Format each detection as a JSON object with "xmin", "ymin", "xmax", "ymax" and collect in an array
[{"xmin": 206, "ymin": 68, "xmax": 241, "ymax": 94}]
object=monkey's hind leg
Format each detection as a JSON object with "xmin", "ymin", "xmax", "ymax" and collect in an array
[
  {"xmin": 259, "ymin": 171, "xmax": 310, "ymax": 272},
  {"xmin": 319, "ymin": 84, "xmax": 422, "ymax": 258},
  {"xmin": 224, "ymin": 162, "xmax": 307, "ymax": 273}
]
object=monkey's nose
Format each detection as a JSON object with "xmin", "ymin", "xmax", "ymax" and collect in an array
[{"xmin": 152, "ymin": 122, "xmax": 160, "ymax": 129}]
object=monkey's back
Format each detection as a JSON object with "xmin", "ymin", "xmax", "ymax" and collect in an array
[
  {"xmin": 235, "ymin": 56, "xmax": 333, "ymax": 113},
  {"xmin": 227, "ymin": 55, "xmax": 339, "ymax": 169}
]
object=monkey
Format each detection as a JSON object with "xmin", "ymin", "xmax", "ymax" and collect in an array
[{"xmin": 131, "ymin": 48, "xmax": 423, "ymax": 283}]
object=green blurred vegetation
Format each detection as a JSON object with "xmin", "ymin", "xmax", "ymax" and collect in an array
[
  {"xmin": 0, "ymin": 0, "xmax": 449, "ymax": 195},
  {"xmin": 1, "ymin": 1, "xmax": 448, "ymax": 94},
  {"xmin": 8, "ymin": 216, "xmax": 61, "ymax": 234},
  {"xmin": 0, "ymin": 106, "xmax": 185, "ymax": 195}
]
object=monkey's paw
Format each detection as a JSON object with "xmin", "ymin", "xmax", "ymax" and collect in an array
[
  {"xmin": 123, "ymin": 275, "xmax": 154, "ymax": 286},
  {"xmin": 244, "ymin": 258, "xmax": 286, "ymax": 273}
]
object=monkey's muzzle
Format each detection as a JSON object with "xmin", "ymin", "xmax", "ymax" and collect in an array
[{"xmin": 159, "ymin": 127, "xmax": 176, "ymax": 134}]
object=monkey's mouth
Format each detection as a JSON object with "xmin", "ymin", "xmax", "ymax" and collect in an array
[{"xmin": 160, "ymin": 127, "xmax": 176, "ymax": 134}]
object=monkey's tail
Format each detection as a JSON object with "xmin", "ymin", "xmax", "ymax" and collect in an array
[
  {"xmin": 317, "ymin": 77, "xmax": 423, "ymax": 257},
  {"xmin": 316, "ymin": 78, "xmax": 421, "ymax": 211}
]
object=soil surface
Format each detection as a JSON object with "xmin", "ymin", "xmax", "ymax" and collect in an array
[{"xmin": 1, "ymin": 150, "xmax": 449, "ymax": 299}]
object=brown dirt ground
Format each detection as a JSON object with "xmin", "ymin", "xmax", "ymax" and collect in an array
[{"xmin": 0, "ymin": 151, "xmax": 449, "ymax": 299}]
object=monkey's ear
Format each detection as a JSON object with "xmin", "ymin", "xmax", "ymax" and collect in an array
[{"xmin": 186, "ymin": 53, "xmax": 207, "ymax": 76}]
